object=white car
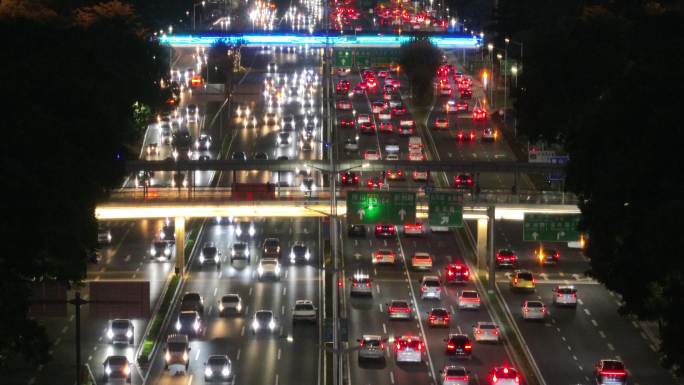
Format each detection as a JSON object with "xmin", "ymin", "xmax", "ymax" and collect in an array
[
  {"xmin": 350, "ymin": 272, "xmax": 373, "ymax": 296},
  {"xmin": 251, "ymin": 310, "xmax": 277, "ymax": 334},
  {"xmin": 488, "ymin": 367, "xmax": 522, "ymax": 385},
  {"xmin": 385, "ymin": 153, "xmax": 399, "ymax": 161},
  {"xmin": 411, "ymin": 252, "xmax": 432, "ymax": 270},
  {"xmin": 357, "ymin": 113, "xmax": 370, "ymax": 125},
  {"xmin": 387, "ymin": 300, "xmax": 412, "ymax": 319},
  {"xmin": 420, "ymin": 276, "xmax": 442, "ymax": 299},
  {"xmin": 204, "ymin": 355, "xmax": 233, "ymax": 382},
  {"xmin": 473, "ymin": 322, "xmax": 501, "ymax": 343},
  {"xmin": 372, "ymin": 249, "xmax": 396, "ymax": 265},
  {"xmin": 378, "ymin": 110, "xmax": 392, "ymax": 121},
  {"xmin": 384, "ymin": 142, "xmax": 400, "ymax": 153},
  {"xmin": 457, "ymin": 290, "xmax": 481, "ymax": 310},
  {"xmin": 440, "ymin": 365, "xmax": 470, "ymax": 385},
  {"xmin": 413, "ymin": 171, "xmax": 429, "ymax": 181},
  {"xmin": 257, "ymin": 258, "xmax": 281, "ymax": 280},
  {"xmin": 404, "ymin": 223, "xmax": 424, "ymax": 236},
  {"xmin": 409, "ymin": 150, "xmax": 425, "ymax": 161},
  {"xmin": 106, "ymin": 319, "xmax": 134, "ymax": 345},
  {"xmin": 292, "ymin": 299, "xmax": 317, "ymax": 323},
  {"xmin": 364, "ymin": 149, "xmax": 381, "ymax": 160},
  {"xmin": 522, "ymin": 300, "xmax": 547, "ymax": 321},
  {"xmin": 552, "ymin": 285, "xmax": 578, "ymax": 307},
  {"xmin": 394, "ymin": 336, "xmax": 423, "ymax": 363},
  {"xmin": 218, "ymin": 294, "xmax": 242, "ymax": 316}
]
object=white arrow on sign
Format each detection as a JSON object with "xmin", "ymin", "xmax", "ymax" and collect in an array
[
  {"xmin": 532, "ymin": 232, "xmax": 539, "ymax": 240},
  {"xmin": 556, "ymin": 231, "xmax": 566, "ymax": 240},
  {"xmin": 399, "ymin": 209, "xmax": 406, "ymax": 220},
  {"xmin": 441, "ymin": 216, "xmax": 449, "ymax": 225},
  {"xmin": 357, "ymin": 208, "xmax": 365, "ymax": 220}
]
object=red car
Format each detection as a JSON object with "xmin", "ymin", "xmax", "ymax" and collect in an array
[
  {"xmin": 336, "ymin": 79, "xmax": 350, "ymax": 94},
  {"xmin": 392, "ymin": 105, "xmax": 407, "ymax": 116},
  {"xmin": 444, "ymin": 262, "xmax": 469, "ymax": 283},
  {"xmin": 496, "ymin": 249, "xmax": 518, "ymax": 268},
  {"xmin": 454, "ymin": 174, "xmax": 474, "ymax": 188},
  {"xmin": 378, "ymin": 121, "xmax": 393, "ymax": 133},
  {"xmin": 472, "ymin": 107, "xmax": 487, "ymax": 121},
  {"xmin": 457, "ymin": 130, "xmax": 476, "ymax": 142},
  {"xmin": 360, "ymin": 122, "xmax": 376, "ymax": 134},
  {"xmin": 340, "ymin": 171, "xmax": 359, "ymax": 185}
]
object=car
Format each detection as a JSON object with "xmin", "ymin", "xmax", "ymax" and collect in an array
[
  {"xmin": 426, "ymin": 307, "xmax": 450, "ymax": 327},
  {"xmin": 444, "ymin": 262, "xmax": 470, "ymax": 283},
  {"xmin": 160, "ymin": 223, "xmax": 175, "ymax": 244},
  {"xmin": 552, "ymin": 286, "xmax": 578, "ymax": 307},
  {"xmin": 289, "ymin": 242, "xmax": 311, "ymax": 263},
  {"xmin": 444, "ymin": 334, "xmax": 472, "ymax": 358},
  {"xmin": 199, "ymin": 242, "xmax": 221, "ymax": 267},
  {"xmin": 339, "ymin": 117, "xmax": 355, "ymax": 129},
  {"xmin": 384, "ymin": 140, "xmax": 400, "ymax": 153},
  {"xmin": 439, "ymin": 85, "xmax": 452, "ymax": 96},
  {"xmin": 482, "ymin": 127, "xmax": 498, "ymax": 141},
  {"xmin": 522, "ymin": 300, "xmax": 547, "ymax": 321},
  {"xmin": 292, "ymin": 299, "xmax": 317, "ymax": 323},
  {"xmin": 460, "ymin": 89, "xmax": 472, "ymax": 99},
  {"xmin": 457, "ymin": 290, "xmax": 481, "ymax": 310},
  {"xmin": 251, "ymin": 310, "xmax": 277, "ymax": 334},
  {"xmin": 198, "ymin": 154, "xmax": 210, "ymax": 161},
  {"xmin": 343, "ymin": 137, "xmax": 359, "ymax": 152},
  {"xmin": 358, "ymin": 335, "xmax": 385, "ymax": 362},
  {"xmin": 337, "ymin": 67, "xmax": 351, "ymax": 76},
  {"xmin": 392, "ymin": 105, "xmax": 407, "ymax": 116},
  {"xmin": 377, "ymin": 70, "xmax": 389, "ymax": 78},
  {"xmin": 103, "ymin": 355, "xmax": 131, "ymax": 383},
  {"xmin": 594, "ymin": 359, "xmax": 628, "ymax": 385},
  {"xmin": 264, "ymin": 111, "xmax": 278, "ymax": 125},
  {"xmin": 373, "ymin": 249, "xmax": 396, "ymax": 264},
  {"xmin": 374, "ymin": 224, "xmax": 395, "ymax": 238},
  {"xmin": 257, "ymin": 258, "xmax": 281, "ymax": 280},
  {"xmin": 420, "ymin": 276, "xmax": 442, "ymax": 299},
  {"xmin": 267, "ymin": 62, "xmax": 278, "ymax": 72},
  {"xmin": 300, "ymin": 177, "xmax": 316, "ymax": 192},
  {"xmin": 106, "ymin": 319, "xmax": 134, "ymax": 345},
  {"xmin": 510, "ymin": 270, "xmax": 536, "ymax": 291},
  {"xmin": 336, "ymin": 99, "xmax": 352, "ymax": 110},
  {"xmin": 434, "ymin": 117, "xmax": 449, "ymax": 129},
  {"xmin": 495, "ymin": 249, "xmax": 518, "ymax": 268},
  {"xmin": 454, "ymin": 173, "xmax": 474, "ymax": 188},
  {"xmin": 439, "ymin": 365, "xmax": 470, "ymax": 385},
  {"xmin": 262, "ymin": 238, "xmax": 281, "ymax": 259},
  {"xmin": 175, "ymin": 311, "xmax": 202, "ymax": 337},
  {"xmin": 350, "ymin": 272, "xmax": 373, "ymax": 296},
  {"xmin": 96, "ymin": 224, "xmax": 110, "ymax": 245},
  {"xmin": 253, "ymin": 152, "xmax": 268, "ymax": 160},
  {"xmin": 231, "ymin": 151, "xmax": 247, "ymax": 160},
  {"xmin": 146, "ymin": 142, "xmax": 160, "ymax": 156},
  {"xmin": 387, "ymin": 299, "xmax": 412, "ymax": 319},
  {"xmin": 164, "ymin": 334, "xmax": 190, "ymax": 372},
  {"xmin": 472, "ymin": 107, "xmax": 487, "ymax": 121},
  {"xmin": 336, "ymin": 79, "xmax": 351, "ymax": 94},
  {"xmin": 161, "ymin": 128, "xmax": 173, "ymax": 144},
  {"xmin": 411, "ymin": 252, "xmax": 433, "ymax": 270},
  {"xmin": 352, "ymin": 83, "xmax": 367, "ymax": 95},
  {"xmin": 398, "ymin": 119, "xmax": 415, "ymax": 135},
  {"xmin": 403, "ymin": 223, "xmax": 424, "ymax": 237},
  {"xmin": 364, "ymin": 149, "xmax": 381, "ymax": 160},
  {"xmin": 487, "ymin": 366, "xmax": 522, "ymax": 385},
  {"xmin": 204, "ymin": 355, "xmax": 233, "ymax": 382},
  {"xmin": 385, "ymin": 153, "xmax": 399, "ymax": 161},
  {"xmin": 230, "ymin": 242, "xmax": 250, "ymax": 262},
  {"xmin": 413, "ymin": 170, "xmax": 429, "ymax": 181},
  {"xmin": 378, "ymin": 120, "xmax": 393, "ymax": 133},
  {"xmin": 456, "ymin": 130, "xmax": 476, "ymax": 142},
  {"xmin": 218, "ymin": 294, "xmax": 243, "ymax": 316},
  {"xmin": 371, "ymin": 101, "xmax": 387, "ymax": 113},
  {"xmin": 195, "ymin": 134, "xmax": 212, "ymax": 150},
  {"xmin": 360, "ymin": 122, "xmax": 376, "ymax": 134},
  {"xmin": 378, "ymin": 110, "xmax": 392, "ymax": 121},
  {"xmin": 366, "ymin": 176, "xmax": 384, "ymax": 189},
  {"xmin": 535, "ymin": 247, "xmax": 560, "ymax": 265},
  {"xmin": 150, "ymin": 240, "xmax": 172, "ymax": 260},
  {"xmin": 134, "ymin": 170, "xmax": 154, "ymax": 188},
  {"xmin": 473, "ymin": 322, "xmax": 501, "ymax": 343},
  {"xmin": 388, "ymin": 99, "xmax": 402, "ymax": 108},
  {"xmin": 408, "ymin": 150, "xmax": 425, "ymax": 161},
  {"xmin": 357, "ymin": 113, "xmax": 370, "ymax": 125},
  {"xmin": 277, "ymin": 132, "xmax": 291, "ymax": 146},
  {"xmin": 340, "ymin": 171, "xmax": 359, "ymax": 185},
  {"xmin": 300, "ymin": 138, "xmax": 313, "ymax": 151},
  {"xmin": 383, "ymin": 90, "xmax": 393, "ymax": 100},
  {"xmin": 386, "ymin": 169, "xmax": 403, "ymax": 180},
  {"xmin": 281, "ymin": 114, "xmax": 295, "ymax": 127},
  {"xmin": 180, "ymin": 293, "xmax": 204, "ymax": 316},
  {"xmin": 393, "ymin": 335, "xmax": 423, "ymax": 363},
  {"xmin": 347, "ymin": 224, "xmax": 366, "ymax": 237}
]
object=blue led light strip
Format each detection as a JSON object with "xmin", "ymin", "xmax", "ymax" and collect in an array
[{"xmin": 159, "ymin": 34, "xmax": 481, "ymax": 49}]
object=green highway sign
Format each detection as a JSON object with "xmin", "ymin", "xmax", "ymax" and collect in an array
[
  {"xmin": 354, "ymin": 51, "xmax": 371, "ymax": 68},
  {"xmin": 428, "ymin": 193, "xmax": 463, "ymax": 227},
  {"xmin": 334, "ymin": 50, "xmax": 352, "ymax": 67},
  {"xmin": 346, "ymin": 191, "xmax": 416, "ymax": 224},
  {"xmin": 523, "ymin": 213, "xmax": 581, "ymax": 242}
]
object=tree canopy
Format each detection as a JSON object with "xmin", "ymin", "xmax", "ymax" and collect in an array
[
  {"xmin": 0, "ymin": 1, "xmax": 166, "ymax": 370},
  {"xmin": 497, "ymin": 0, "xmax": 684, "ymax": 374},
  {"xmin": 398, "ymin": 34, "xmax": 442, "ymax": 107}
]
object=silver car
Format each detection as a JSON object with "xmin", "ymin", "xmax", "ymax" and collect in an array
[
  {"xmin": 522, "ymin": 300, "xmax": 547, "ymax": 321},
  {"xmin": 440, "ymin": 365, "xmax": 470, "ymax": 385},
  {"xmin": 350, "ymin": 273, "xmax": 373, "ymax": 296},
  {"xmin": 473, "ymin": 322, "xmax": 501, "ymax": 343},
  {"xmin": 257, "ymin": 258, "xmax": 281, "ymax": 280},
  {"xmin": 457, "ymin": 290, "xmax": 481, "ymax": 310},
  {"xmin": 106, "ymin": 319, "xmax": 134, "ymax": 345},
  {"xmin": 251, "ymin": 310, "xmax": 277, "ymax": 334},
  {"xmin": 420, "ymin": 276, "xmax": 442, "ymax": 300},
  {"xmin": 218, "ymin": 294, "xmax": 242, "ymax": 316},
  {"xmin": 292, "ymin": 300, "xmax": 317, "ymax": 323},
  {"xmin": 199, "ymin": 242, "xmax": 221, "ymax": 266},
  {"xmin": 552, "ymin": 285, "xmax": 578, "ymax": 307},
  {"xmin": 164, "ymin": 334, "xmax": 190, "ymax": 372},
  {"xmin": 204, "ymin": 354, "xmax": 232, "ymax": 382},
  {"xmin": 230, "ymin": 242, "xmax": 250, "ymax": 262},
  {"xmin": 358, "ymin": 335, "xmax": 385, "ymax": 362}
]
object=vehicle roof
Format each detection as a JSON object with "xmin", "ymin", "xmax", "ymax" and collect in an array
[{"xmin": 295, "ymin": 299, "xmax": 313, "ymax": 305}]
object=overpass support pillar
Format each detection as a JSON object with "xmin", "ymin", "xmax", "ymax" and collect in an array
[
  {"xmin": 476, "ymin": 218, "xmax": 488, "ymax": 278},
  {"xmin": 175, "ymin": 217, "xmax": 186, "ymax": 276}
]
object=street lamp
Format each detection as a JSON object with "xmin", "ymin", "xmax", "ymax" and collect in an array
[
  {"xmin": 193, "ymin": 1, "xmax": 206, "ymax": 31},
  {"xmin": 487, "ymin": 44, "xmax": 494, "ymax": 107}
]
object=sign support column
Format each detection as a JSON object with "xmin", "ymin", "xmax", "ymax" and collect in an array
[
  {"xmin": 488, "ymin": 206, "xmax": 495, "ymax": 292},
  {"xmin": 175, "ymin": 217, "xmax": 186, "ymax": 276},
  {"xmin": 476, "ymin": 218, "xmax": 487, "ymax": 277}
]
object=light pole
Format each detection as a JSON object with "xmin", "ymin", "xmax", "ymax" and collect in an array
[
  {"xmin": 504, "ymin": 38, "xmax": 509, "ymax": 121},
  {"xmin": 193, "ymin": 1, "xmax": 206, "ymax": 32},
  {"xmin": 506, "ymin": 37, "xmax": 524, "ymax": 72},
  {"xmin": 510, "ymin": 65, "xmax": 518, "ymax": 137},
  {"xmin": 497, "ymin": 53, "xmax": 503, "ymax": 117},
  {"xmin": 487, "ymin": 43, "xmax": 494, "ymax": 107}
]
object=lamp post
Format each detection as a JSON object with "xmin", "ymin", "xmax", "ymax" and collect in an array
[
  {"xmin": 504, "ymin": 38, "xmax": 509, "ymax": 122},
  {"xmin": 511, "ymin": 65, "xmax": 518, "ymax": 137},
  {"xmin": 506, "ymin": 37, "xmax": 524, "ymax": 72},
  {"xmin": 487, "ymin": 43, "xmax": 494, "ymax": 107},
  {"xmin": 193, "ymin": 1, "xmax": 206, "ymax": 31}
]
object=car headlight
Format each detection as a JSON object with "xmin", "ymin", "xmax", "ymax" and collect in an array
[
  {"xmin": 105, "ymin": 366, "xmax": 111, "ymax": 375},
  {"xmin": 183, "ymin": 352, "xmax": 189, "ymax": 362},
  {"xmin": 231, "ymin": 250, "xmax": 235, "ymax": 256},
  {"xmin": 107, "ymin": 233, "xmax": 112, "ymax": 242},
  {"xmin": 305, "ymin": 251, "xmax": 311, "ymax": 260},
  {"xmin": 125, "ymin": 329, "xmax": 133, "ymax": 338},
  {"xmin": 205, "ymin": 367, "xmax": 213, "ymax": 377},
  {"xmin": 245, "ymin": 249, "xmax": 250, "ymax": 256},
  {"xmin": 249, "ymin": 226, "xmax": 255, "ymax": 236},
  {"xmin": 150, "ymin": 247, "xmax": 156, "ymax": 255},
  {"xmin": 199, "ymin": 255, "xmax": 205, "ymax": 263},
  {"xmin": 221, "ymin": 367, "xmax": 230, "ymax": 377},
  {"xmin": 268, "ymin": 320, "xmax": 276, "ymax": 330},
  {"xmin": 164, "ymin": 248, "xmax": 171, "ymax": 256},
  {"xmin": 219, "ymin": 303, "xmax": 224, "ymax": 311},
  {"xmin": 252, "ymin": 320, "xmax": 260, "ymax": 330},
  {"xmin": 123, "ymin": 365, "xmax": 130, "ymax": 375},
  {"xmin": 236, "ymin": 304, "xmax": 242, "ymax": 312},
  {"xmin": 175, "ymin": 321, "xmax": 181, "ymax": 331},
  {"xmin": 275, "ymin": 266, "xmax": 281, "ymax": 275},
  {"xmin": 107, "ymin": 329, "xmax": 114, "ymax": 339},
  {"xmin": 257, "ymin": 266, "xmax": 264, "ymax": 275},
  {"xmin": 290, "ymin": 252, "xmax": 295, "ymax": 260},
  {"xmin": 216, "ymin": 216, "xmax": 222, "ymax": 223},
  {"xmin": 214, "ymin": 255, "xmax": 219, "ymax": 263},
  {"xmin": 277, "ymin": 246, "xmax": 280, "ymax": 253},
  {"xmin": 236, "ymin": 227, "xmax": 242, "ymax": 236},
  {"xmin": 193, "ymin": 320, "xmax": 200, "ymax": 331},
  {"xmin": 165, "ymin": 352, "xmax": 171, "ymax": 362}
]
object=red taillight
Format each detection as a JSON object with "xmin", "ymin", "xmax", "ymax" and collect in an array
[
  {"xmin": 514, "ymin": 278, "xmax": 519, "ymax": 285},
  {"xmin": 338, "ymin": 279, "xmax": 343, "ymax": 287},
  {"xmin": 359, "ymin": 339, "xmax": 364, "ymax": 347},
  {"xmin": 376, "ymin": 225, "xmax": 382, "ymax": 231},
  {"xmin": 352, "ymin": 282, "xmax": 357, "ymax": 288},
  {"xmin": 429, "ymin": 315, "xmax": 436, "ymax": 321},
  {"xmin": 394, "ymin": 342, "xmax": 402, "ymax": 351},
  {"xmin": 365, "ymin": 282, "xmax": 370, "ymax": 288},
  {"xmin": 342, "ymin": 175, "xmax": 347, "ymax": 182},
  {"xmin": 464, "ymin": 270, "xmax": 469, "ymax": 276},
  {"xmin": 515, "ymin": 375, "xmax": 520, "ymax": 383},
  {"xmin": 447, "ymin": 270, "xmax": 453, "ymax": 276},
  {"xmin": 494, "ymin": 329, "xmax": 499, "ymax": 335},
  {"xmin": 447, "ymin": 343, "xmax": 455, "ymax": 349},
  {"xmin": 417, "ymin": 343, "xmax": 423, "ymax": 351},
  {"xmin": 380, "ymin": 342, "xmax": 385, "ymax": 349},
  {"xmin": 464, "ymin": 344, "xmax": 472, "ymax": 350},
  {"xmin": 354, "ymin": 175, "xmax": 359, "ymax": 182},
  {"xmin": 601, "ymin": 371, "xmax": 626, "ymax": 376},
  {"xmin": 492, "ymin": 375, "xmax": 498, "ymax": 383},
  {"xmin": 420, "ymin": 286, "xmax": 426, "ymax": 292}
]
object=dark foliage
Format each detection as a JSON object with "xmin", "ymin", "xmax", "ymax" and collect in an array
[{"xmin": 398, "ymin": 34, "xmax": 442, "ymax": 107}]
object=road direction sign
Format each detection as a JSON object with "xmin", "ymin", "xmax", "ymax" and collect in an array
[
  {"xmin": 334, "ymin": 50, "xmax": 352, "ymax": 67},
  {"xmin": 346, "ymin": 191, "xmax": 416, "ymax": 224},
  {"xmin": 428, "ymin": 193, "xmax": 463, "ymax": 227},
  {"xmin": 523, "ymin": 213, "xmax": 580, "ymax": 242}
]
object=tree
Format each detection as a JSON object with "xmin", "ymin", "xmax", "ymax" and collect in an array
[
  {"xmin": 503, "ymin": 1, "xmax": 684, "ymax": 374},
  {"xmin": 0, "ymin": 3, "xmax": 166, "ymax": 371},
  {"xmin": 398, "ymin": 34, "xmax": 442, "ymax": 107}
]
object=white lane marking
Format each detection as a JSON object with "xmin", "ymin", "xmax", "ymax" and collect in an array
[
  {"xmin": 577, "ymin": 298, "xmax": 584, "ymax": 305},
  {"xmin": 241, "ymin": 326, "xmax": 245, "ymax": 336},
  {"xmin": 245, "ymin": 305, "xmax": 249, "ymax": 315},
  {"xmin": 54, "ymin": 337, "xmax": 61, "ymax": 345},
  {"xmin": 249, "ymin": 287, "xmax": 253, "ymax": 296},
  {"xmin": 561, "ymin": 336, "xmax": 567, "ymax": 342},
  {"xmin": 283, "ymin": 287, "xmax": 287, "ymax": 296},
  {"xmin": 285, "ymin": 270, "xmax": 289, "ymax": 279},
  {"xmin": 379, "ymin": 303, "xmax": 383, "ymax": 313},
  {"xmin": 213, "ymin": 287, "xmax": 218, "ymax": 297},
  {"xmin": 218, "ymin": 270, "xmax": 223, "ymax": 279},
  {"xmin": 583, "ymin": 308, "xmax": 591, "ymax": 316},
  {"xmin": 376, "ymin": 284, "xmax": 381, "ymax": 294},
  {"xmin": 650, "ymin": 344, "xmax": 657, "ymax": 352},
  {"xmin": 282, "ymin": 305, "xmax": 285, "ymax": 315},
  {"xmin": 61, "ymin": 326, "xmax": 68, "ymax": 334},
  {"xmin": 124, "ymin": 255, "xmax": 131, "ymax": 262},
  {"xmin": 631, "ymin": 321, "xmax": 639, "ymax": 329},
  {"xmin": 389, "ymin": 371, "xmax": 395, "ymax": 384},
  {"xmin": 450, "ymin": 305, "xmax": 455, "ymax": 314},
  {"xmin": 70, "ymin": 315, "xmax": 75, "ymax": 322},
  {"xmin": 640, "ymin": 332, "xmax": 648, "ymax": 340},
  {"xmin": 275, "ymin": 374, "xmax": 279, "ymax": 385},
  {"xmin": 277, "ymin": 348, "xmax": 281, "ymax": 360},
  {"xmin": 195, "ymin": 348, "xmax": 201, "ymax": 361},
  {"xmin": 87, "ymin": 355, "xmax": 92, "ymax": 361},
  {"xmin": 28, "ymin": 377, "xmax": 35, "ymax": 385},
  {"xmin": 93, "ymin": 346, "xmax": 98, "ymax": 351},
  {"xmin": 607, "ymin": 343, "xmax": 615, "ymax": 351},
  {"xmin": 373, "ymin": 268, "xmax": 378, "ymax": 276},
  {"xmin": 237, "ymin": 348, "xmax": 241, "ymax": 360},
  {"xmin": 567, "ymin": 345, "xmax": 572, "ymax": 351},
  {"xmin": 187, "ymin": 374, "xmax": 193, "ymax": 385},
  {"xmin": 383, "ymin": 323, "xmax": 387, "ymax": 334},
  {"xmin": 591, "ymin": 319, "xmax": 598, "ymax": 327},
  {"xmin": 599, "ymin": 331, "xmax": 606, "ymax": 339}
]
